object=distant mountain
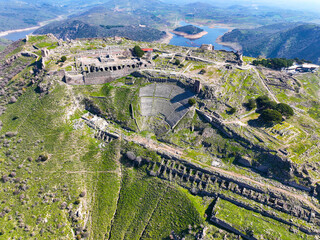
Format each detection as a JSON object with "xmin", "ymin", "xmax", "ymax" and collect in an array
[
  {"xmin": 34, "ymin": 20, "xmax": 166, "ymax": 42},
  {"xmin": 221, "ymin": 23, "xmax": 320, "ymax": 64},
  {"xmin": 34, "ymin": 0, "xmax": 174, "ymax": 42},
  {"xmin": 0, "ymin": 1, "xmax": 64, "ymax": 32},
  {"xmin": 104, "ymin": 0, "xmax": 167, "ymax": 10},
  {"xmin": 180, "ymin": 3, "xmax": 320, "ymax": 27},
  {"xmin": 28, "ymin": 0, "xmax": 320, "ymax": 44}
]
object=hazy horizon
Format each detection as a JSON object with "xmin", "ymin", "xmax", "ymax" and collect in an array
[{"xmin": 164, "ymin": 0, "xmax": 320, "ymax": 13}]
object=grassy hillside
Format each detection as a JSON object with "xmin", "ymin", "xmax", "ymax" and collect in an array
[{"xmin": 1, "ymin": 35, "xmax": 320, "ymax": 239}]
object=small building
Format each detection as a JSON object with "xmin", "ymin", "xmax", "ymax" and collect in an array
[
  {"xmin": 287, "ymin": 63, "xmax": 319, "ymax": 73},
  {"xmin": 142, "ymin": 48, "xmax": 154, "ymax": 52},
  {"xmin": 200, "ymin": 44, "xmax": 214, "ymax": 51}
]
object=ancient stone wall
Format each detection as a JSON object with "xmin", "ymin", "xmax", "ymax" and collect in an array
[
  {"xmin": 66, "ymin": 58, "xmax": 151, "ymax": 85},
  {"xmin": 210, "ymin": 216, "xmax": 256, "ymax": 240},
  {"xmin": 196, "ymin": 109, "xmax": 296, "ymax": 179},
  {"xmin": 125, "ymin": 152, "xmax": 320, "ymax": 235}
]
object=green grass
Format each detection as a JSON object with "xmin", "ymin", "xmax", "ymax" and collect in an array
[
  {"xmin": 0, "ymin": 81, "xmax": 122, "ymax": 239},
  {"xmin": 109, "ymin": 167, "xmax": 203, "ymax": 240},
  {"xmin": 215, "ymin": 199, "xmax": 312, "ymax": 240}
]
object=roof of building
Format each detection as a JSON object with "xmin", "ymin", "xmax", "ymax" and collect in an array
[{"xmin": 142, "ymin": 48, "xmax": 154, "ymax": 52}]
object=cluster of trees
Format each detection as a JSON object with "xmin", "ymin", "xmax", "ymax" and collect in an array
[
  {"xmin": 252, "ymin": 58, "xmax": 294, "ymax": 70},
  {"xmin": 133, "ymin": 45, "xmax": 145, "ymax": 58},
  {"xmin": 294, "ymin": 58, "xmax": 312, "ymax": 64},
  {"xmin": 255, "ymin": 95, "xmax": 294, "ymax": 124}
]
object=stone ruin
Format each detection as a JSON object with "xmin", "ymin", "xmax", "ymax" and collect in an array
[
  {"xmin": 200, "ymin": 44, "xmax": 214, "ymax": 51},
  {"xmin": 139, "ymin": 83, "xmax": 195, "ymax": 129},
  {"xmin": 64, "ymin": 48, "xmax": 153, "ymax": 85},
  {"xmin": 125, "ymin": 151, "xmax": 320, "ymax": 237},
  {"xmin": 81, "ymin": 113, "xmax": 120, "ymax": 142}
]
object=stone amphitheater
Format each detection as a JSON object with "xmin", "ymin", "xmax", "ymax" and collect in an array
[{"xmin": 139, "ymin": 83, "xmax": 195, "ymax": 128}]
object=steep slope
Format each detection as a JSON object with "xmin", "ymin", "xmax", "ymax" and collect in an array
[{"xmin": 221, "ymin": 23, "xmax": 320, "ymax": 64}]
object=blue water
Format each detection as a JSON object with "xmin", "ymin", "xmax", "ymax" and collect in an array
[
  {"xmin": 169, "ymin": 21, "xmax": 233, "ymax": 51},
  {"xmin": 3, "ymin": 29, "xmax": 35, "ymax": 41}
]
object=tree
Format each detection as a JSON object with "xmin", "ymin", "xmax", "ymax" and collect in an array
[
  {"xmin": 264, "ymin": 100, "xmax": 277, "ymax": 110},
  {"xmin": 256, "ymin": 95, "xmax": 270, "ymax": 108},
  {"xmin": 229, "ymin": 107, "xmax": 237, "ymax": 114},
  {"xmin": 188, "ymin": 98, "xmax": 196, "ymax": 106},
  {"xmin": 133, "ymin": 46, "xmax": 145, "ymax": 58},
  {"xmin": 276, "ymin": 103, "xmax": 294, "ymax": 117},
  {"xmin": 174, "ymin": 59, "xmax": 181, "ymax": 65},
  {"xmin": 61, "ymin": 56, "xmax": 67, "ymax": 62},
  {"xmin": 260, "ymin": 109, "xmax": 282, "ymax": 124},
  {"xmin": 246, "ymin": 98, "xmax": 256, "ymax": 110}
]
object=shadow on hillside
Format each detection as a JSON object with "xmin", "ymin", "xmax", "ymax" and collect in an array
[{"xmin": 248, "ymin": 118, "xmax": 273, "ymax": 128}]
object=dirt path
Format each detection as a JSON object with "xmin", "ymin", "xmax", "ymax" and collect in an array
[
  {"xmin": 126, "ymin": 134, "xmax": 184, "ymax": 157},
  {"xmin": 254, "ymin": 68, "xmax": 279, "ymax": 103},
  {"xmin": 126, "ymin": 134, "xmax": 320, "ymax": 213}
]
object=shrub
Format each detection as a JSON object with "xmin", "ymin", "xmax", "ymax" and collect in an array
[
  {"xmin": 133, "ymin": 46, "xmax": 145, "ymax": 58},
  {"xmin": 246, "ymin": 228, "xmax": 254, "ymax": 237},
  {"xmin": 74, "ymin": 199, "xmax": 80, "ymax": 205},
  {"xmin": 37, "ymin": 154, "xmax": 48, "ymax": 162},
  {"xmin": 188, "ymin": 98, "xmax": 196, "ymax": 106},
  {"xmin": 246, "ymin": 99, "xmax": 256, "ymax": 110},
  {"xmin": 174, "ymin": 59, "xmax": 181, "ymax": 65},
  {"xmin": 199, "ymin": 69, "xmax": 206, "ymax": 74},
  {"xmin": 276, "ymin": 103, "xmax": 294, "ymax": 117},
  {"xmin": 229, "ymin": 107, "xmax": 237, "ymax": 114},
  {"xmin": 260, "ymin": 109, "xmax": 282, "ymax": 124},
  {"xmin": 60, "ymin": 56, "xmax": 67, "ymax": 62},
  {"xmin": 79, "ymin": 191, "xmax": 86, "ymax": 197}
]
